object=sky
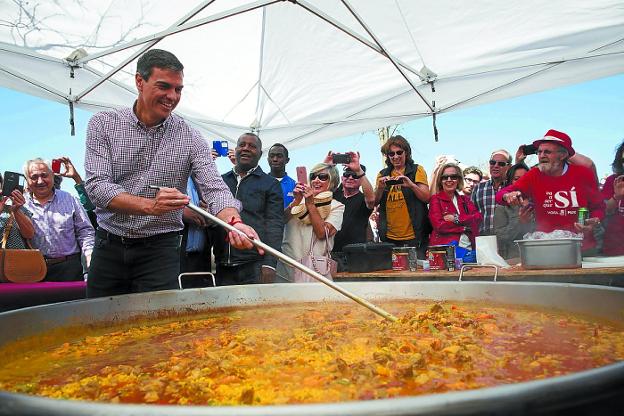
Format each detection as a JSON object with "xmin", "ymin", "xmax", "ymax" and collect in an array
[{"xmin": 1, "ymin": 74, "xmax": 622, "ymax": 197}]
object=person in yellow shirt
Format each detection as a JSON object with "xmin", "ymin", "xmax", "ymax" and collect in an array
[{"xmin": 374, "ymin": 135, "xmax": 431, "ymax": 258}]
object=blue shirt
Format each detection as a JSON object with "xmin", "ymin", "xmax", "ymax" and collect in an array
[
  {"xmin": 276, "ymin": 174, "xmax": 297, "ymax": 208},
  {"xmin": 185, "ymin": 178, "xmax": 206, "ymax": 252}
]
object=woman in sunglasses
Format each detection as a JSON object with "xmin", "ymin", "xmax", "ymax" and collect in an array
[
  {"xmin": 374, "ymin": 135, "xmax": 431, "ymax": 258},
  {"xmin": 277, "ymin": 163, "xmax": 345, "ymax": 282},
  {"xmin": 428, "ymin": 163, "xmax": 482, "ymax": 250}
]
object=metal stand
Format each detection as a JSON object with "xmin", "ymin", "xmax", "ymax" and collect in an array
[
  {"xmin": 459, "ymin": 263, "xmax": 499, "ymax": 281},
  {"xmin": 178, "ymin": 272, "xmax": 216, "ymax": 290}
]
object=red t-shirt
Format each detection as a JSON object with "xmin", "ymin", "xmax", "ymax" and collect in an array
[
  {"xmin": 601, "ymin": 174, "xmax": 624, "ymax": 255},
  {"xmin": 496, "ymin": 165, "xmax": 605, "ymax": 250}
]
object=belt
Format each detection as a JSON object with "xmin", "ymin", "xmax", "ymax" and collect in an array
[
  {"xmin": 96, "ymin": 229, "xmax": 180, "ymax": 245},
  {"xmin": 45, "ymin": 253, "xmax": 81, "ymax": 265}
]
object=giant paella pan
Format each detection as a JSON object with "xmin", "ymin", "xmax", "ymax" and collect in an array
[{"xmin": 0, "ymin": 281, "xmax": 622, "ymax": 415}]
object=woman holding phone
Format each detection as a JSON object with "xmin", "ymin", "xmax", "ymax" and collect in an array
[
  {"xmin": 0, "ymin": 173, "xmax": 35, "ymax": 249},
  {"xmin": 277, "ymin": 163, "xmax": 344, "ymax": 282},
  {"xmin": 374, "ymin": 135, "xmax": 431, "ymax": 258}
]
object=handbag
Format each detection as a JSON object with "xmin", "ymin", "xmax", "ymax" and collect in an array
[
  {"xmin": 0, "ymin": 213, "xmax": 47, "ymax": 283},
  {"xmin": 293, "ymin": 227, "xmax": 337, "ymax": 283}
]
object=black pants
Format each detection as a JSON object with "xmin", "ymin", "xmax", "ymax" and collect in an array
[
  {"xmin": 87, "ymin": 231, "xmax": 181, "ymax": 298},
  {"xmin": 44, "ymin": 253, "xmax": 83, "ymax": 282},
  {"xmin": 216, "ymin": 261, "xmax": 262, "ymax": 286}
]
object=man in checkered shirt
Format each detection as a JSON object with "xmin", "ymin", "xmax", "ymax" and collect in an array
[
  {"xmin": 84, "ymin": 49, "xmax": 260, "ymax": 298},
  {"xmin": 471, "ymin": 149, "xmax": 512, "ymax": 235}
]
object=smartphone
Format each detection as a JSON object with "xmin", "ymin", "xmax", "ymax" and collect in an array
[
  {"xmin": 212, "ymin": 140, "xmax": 229, "ymax": 157},
  {"xmin": 2, "ymin": 171, "xmax": 24, "ymax": 197},
  {"xmin": 332, "ymin": 153, "xmax": 351, "ymax": 164},
  {"xmin": 522, "ymin": 144, "xmax": 537, "ymax": 155},
  {"xmin": 385, "ymin": 178, "xmax": 404, "ymax": 186},
  {"xmin": 296, "ymin": 166, "xmax": 308, "ymax": 184},
  {"xmin": 51, "ymin": 159, "xmax": 62, "ymax": 174}
]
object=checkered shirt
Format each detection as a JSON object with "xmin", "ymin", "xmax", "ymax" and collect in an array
[
  {"xmin": 85, "ymin": 107, "xmax": 240, "ymax": 238},
  {"xmin": 471, "ymin": 179, "xmax": 505, "ymax": 235}
]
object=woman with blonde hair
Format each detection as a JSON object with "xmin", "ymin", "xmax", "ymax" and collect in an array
[
  {"xmin": 277, "ymin": 163, "xmax": 345, "ymax": 282},
  {"xmin": 428, "ymin": 163, "xmax": 482, "ymax": 250}
]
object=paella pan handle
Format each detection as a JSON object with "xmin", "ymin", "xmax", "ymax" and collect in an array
[
  {"xmin": 177, "ymin": 272, "xmax": 216, "ymax": 289},
  {"xmin": 459, "ymin": 263, "xmax": 499, "ymax": 282},
  {"xmin": 185, "ymin": 202, "xmax": 399, "ymax": 322}
]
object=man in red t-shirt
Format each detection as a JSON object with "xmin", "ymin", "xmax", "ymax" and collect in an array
[{"xmin": 497, "ymin": 130, "xmax": 605, "ymax": 253}]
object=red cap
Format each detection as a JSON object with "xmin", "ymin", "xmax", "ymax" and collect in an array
[{"xmin": 533, "ymin": 129, "xmax": 575, "ymax": 156}]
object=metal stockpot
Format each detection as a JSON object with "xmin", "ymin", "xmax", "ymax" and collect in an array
[{"xmin": 1, "ymin": 282, "xmax": 623, "ymax": 416}]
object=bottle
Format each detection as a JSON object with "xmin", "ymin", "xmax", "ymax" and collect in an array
[{"xmin": 422, "ymin": 260, "xmax": 430, "ymax": 272}]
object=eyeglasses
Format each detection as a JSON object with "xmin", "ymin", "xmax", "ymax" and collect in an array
[
  {"xmin": 387, "ymin": 150, "xmax": 404, "ymax": 157},
  {"xmin": 489, "ymin": 160, "xmax": 509, "ymax": 167},
  {"xmin": 342, "ymin": 172, "xmax": 359, "ymax": 179},
  {"xmin": 441, "ymin": 175, "xmax": 460, "ymax": 181},
  {"xmin": 464, "ymin": 177, "xmax": 479, "ymax": 184},
  {"xmin": 310, "ymin": 172, "xmax": 330, "ymax": 181}
]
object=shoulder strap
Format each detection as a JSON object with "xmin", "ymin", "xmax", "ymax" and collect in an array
[
  {"xmin": 308, "ymin": 225, "xmax": 332, "ymax": 256},
  {"xmin": 2, "ymin": 213, "xmax": 15, "ymax": 249}
]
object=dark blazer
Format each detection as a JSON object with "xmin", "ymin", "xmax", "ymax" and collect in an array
[{"xmin": 214, "ymin": 166, "xmax": 284, "ymax": 267}]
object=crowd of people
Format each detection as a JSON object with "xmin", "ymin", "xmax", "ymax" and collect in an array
[{"xmin": 2, "ymin": 49, "xmax": 622, "ymax": 298}]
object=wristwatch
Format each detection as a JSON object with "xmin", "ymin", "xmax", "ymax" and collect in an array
[{"xmin": 354, "ymin": 172, "xmax": 366, "ymax": 179}]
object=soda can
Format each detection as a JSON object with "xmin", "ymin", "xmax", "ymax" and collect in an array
[{"xmin": 578, "ymin": 207, "xmax": 589, "ymax": 226}]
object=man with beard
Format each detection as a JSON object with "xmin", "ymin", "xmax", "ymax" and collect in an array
[
  {"xmin": 85, "ymin": 49, "xmax": 259, "ymax": 297},
  {"xmin": 471, "ymin": 150, "xmax": 512, "ymax": 235},
  {"xmin": 214, "ymin": 133, "xmax": 284, "ymax": 285},
  {"xmin": 267, "ymin": 143, "xmax": 297, "ymax": 208},
  {"xmin": 496, "ymin": 129, "xmax": 604, "ymax": 254}
]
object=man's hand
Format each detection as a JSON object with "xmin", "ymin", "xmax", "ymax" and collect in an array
[
  {"xmin": 518, "ymin": 204, "xmax": 535, "ymax": 223},
  {"xmin": 515, "ymin": 145, "xmax": 527, "ymax": 164},
  {"xmin": 210, "ymin": 149, "xmax": 219, "ymax": 161},
  {"xmin": 149, "ymin": 187, "xmax": 190, "ymax": 216},
  {"xmin": 8, "ymin": 190, "xmax": 26, "ymax": 212},
  {"xmin": 227, "ymin": 149, "xmax": 236, "ymax": 165},
  {"xmin": 574, "ymin": 217, "xmax": 600, "ymax": 234},
  {"xmin": 58, "ymin": 156, "xmax": 82, "ymax": 183},
  {"xmin": 345, "ymin": 151, "xmax": 362, "ymax": 173},
  {"xmin": 259, "ymin": 266, "xmax": 276, "ymax": 284},
  {"xmin": 503, "ymin": 191, "xmax": 524, "ymax": 206},
  {"xmin": 322, "ymin": 151, "xmax": 334, "ymax": 165},
  {"xmin": 228, "ymin": 222, "xmax": 264, "ymax": 254}
]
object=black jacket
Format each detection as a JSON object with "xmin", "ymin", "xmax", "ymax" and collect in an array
[
  {"xmin": 214, "ymin": 166, "xmax": 284, "ymax": 267},
  {"xmin": 377, "ymin": 162, "xmax": 432, "ymax": 248}
]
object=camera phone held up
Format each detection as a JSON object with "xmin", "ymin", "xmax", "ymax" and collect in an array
[{"xmin": 332, "ymin": 153, "xmax": 351, "ymax": 164}]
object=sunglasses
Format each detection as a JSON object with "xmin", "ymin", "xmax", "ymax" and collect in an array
[
  {"xmin": 441, "ymin": 175, "xmax": 460, "ymax": 181},
  {"xmin": 489, "ymin": 160, "xmax": 509, "ymax": 167},
  {"xmin": 310, "ymin": 172, "xmax": 330, "ymax": 181},
  {"xmin": 342, "ymin": 172, "xmax": 359, "ymax": 179},
  {"xmin": 387, "ymin": 150, "xmax": 404, "ymax": 157}
]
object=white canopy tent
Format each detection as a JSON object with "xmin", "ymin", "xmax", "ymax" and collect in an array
[{"xmin": 1, "ymin": 0, "xmax": 623, "ymax": 149}]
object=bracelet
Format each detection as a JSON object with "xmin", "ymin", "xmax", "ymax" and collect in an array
[
  {"xmin": 228, "ymin": 217, "xmax": 243, "ymax": 226},
  {"xmin": 355, "ymin": 172, "xmax": 366, "ymax": 179}
]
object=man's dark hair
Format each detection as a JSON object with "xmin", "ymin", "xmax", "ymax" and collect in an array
[
  {"xmin": 268, "ymin": 143, "xmax": 289, "ymax": 158},
  {"xmin": 239, "ymin": 132, "xmax": 262, "ymax": 149},
  {"xmin": 463, "ymin": 166, "xmax": 483, "ymax": 181},
  {"xmin": 136, "ymin": 49, "xmax": 184, "ymax": 81},
  {"xmin": 612, "ymin": 140, "xmax": 624, "ymax": 175}
]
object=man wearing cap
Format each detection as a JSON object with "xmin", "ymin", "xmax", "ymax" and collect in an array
[
  {"xmin": 213, "ymin": 133, "xmax": 284, "ymax": 285},
  {"xmin": 497, "ymin": 129, "xmax": 605, "ymax": 253},
  {"xmin": 327, "ymin": 151, "xmax": 375, "ymax": 263},
  {"xmin": 471, "ymin": 149, "xmax": 512, "ymax": 235}
]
